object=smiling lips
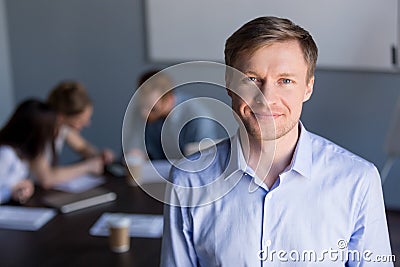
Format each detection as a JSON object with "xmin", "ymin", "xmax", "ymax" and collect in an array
[{"xmin": 252, "ymin": 111, "xmax": 282, "ymax": 119}]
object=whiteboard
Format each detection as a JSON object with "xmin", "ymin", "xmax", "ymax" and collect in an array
[{"xmin": 145, "ymin": 0, "xmax": 397, "ymax": 70}]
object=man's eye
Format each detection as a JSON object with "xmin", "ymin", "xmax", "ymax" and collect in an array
[
  {"xmin": 281, "ymin": 78, "xmax": 293, "ymax": 84},
  {"xmin": 244, "ymin": 77, "xmax": 257, "ymax": 82}
]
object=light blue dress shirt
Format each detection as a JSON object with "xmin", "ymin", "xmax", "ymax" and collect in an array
[{"xmin": 161, "ymin": 123, "xmax": 393, "ymax": 266}]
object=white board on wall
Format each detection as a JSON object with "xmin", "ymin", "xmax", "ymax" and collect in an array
[{"xmin": 146, "ymin": 0, "xmax": 397, "ymax": 71}]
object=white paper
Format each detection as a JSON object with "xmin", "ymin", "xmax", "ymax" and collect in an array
[
  {"xmin": 0, "ymin": 206, "xmax": 56, "ymax": 231},
  {"xmin": 53, "ymin": 175, "xmax": 105, "ymax": 193},
  {"xmin": 89, "ymin": 212, "xmax": 163, "ymax": 238}
]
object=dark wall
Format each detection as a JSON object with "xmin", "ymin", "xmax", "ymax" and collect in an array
[{"xmin": 5, "ymin": 0, "xmax": 400, "ymax": 208}]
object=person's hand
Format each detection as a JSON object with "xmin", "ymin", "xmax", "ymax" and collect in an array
[
  {"xmin": 12, "ymin": 180, "xmax": 34, "ymax": 204},
  {"xmin": 85, "ymin": 156, "xmax": 104, "ymax": 175},
  {"xmin": 101, "ymin": 149, "xmax": 115, "ymax": 164}
]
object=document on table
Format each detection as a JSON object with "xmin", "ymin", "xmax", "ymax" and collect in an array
[
  {"xmin": 53, "ymin": 175, "xmax": 106, "ymax": 193},
  {"xmin": 0, "ymin": 206, "xmax": 56, "ymax": 231},
  {"xmin": 89, "ymin": 212, "xmax": 163, "ymax": 238}
]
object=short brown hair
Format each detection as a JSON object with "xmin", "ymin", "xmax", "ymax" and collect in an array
[
  {"xmin": 225, "ymin": 16, "xmax": 318, "ymax": 82},
  {"xmin": 47, "ymin": 81, "xmax": 92, "ymax": 116}
]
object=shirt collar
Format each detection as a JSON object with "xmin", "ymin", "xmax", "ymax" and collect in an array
[
  {"xmin": 224, "ymin": 134, "xmax": 243, "ymax": 180},
  {"xmin": 236, "ymin": 136, "xmax": 270, "ymax": 191},
  {"xmin": 225, "ymin": 122, "xmax": 313, "ymax": 181},
  {"xmin": 289, "ymin": 122, "xmax": 312, "ymax": 179}
]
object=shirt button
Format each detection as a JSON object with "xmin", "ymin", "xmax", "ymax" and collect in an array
[{"xmin": 266, "ymin": 193, "xmax": 272, "ymax": 200}]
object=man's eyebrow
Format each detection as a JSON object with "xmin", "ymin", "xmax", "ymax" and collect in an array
[
  {"xmin": 242, "ymin": 70, "xmax": 259, "ymax": 76},
  {"xmin": 277, "ymin": 72, "xmax": 298, "ymax": 77},
  {"xmin": 241, "ymin": 71, "xmax": 299, "ymax": 78}
]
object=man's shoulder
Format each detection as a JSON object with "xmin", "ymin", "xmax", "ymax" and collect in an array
[
  {"xmin": 307, "ymin": 131, "xmax": 382, "ymax": 208},
  {"xmin": 308, "ymin": 131, "xmax": 377, "ymax": 173}
]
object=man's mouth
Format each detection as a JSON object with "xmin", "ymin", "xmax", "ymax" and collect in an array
[{"xmin": 252, "ymin": 112, "xmax": 281, "ymax": 119}]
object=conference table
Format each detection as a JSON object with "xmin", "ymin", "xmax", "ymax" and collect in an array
[{"xmin": 0, "ymin": 172, "xmax": 166, "ymax": 267}]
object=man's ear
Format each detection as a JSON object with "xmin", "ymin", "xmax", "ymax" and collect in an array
[{"xmin": 303, "ymin": 76, "xmax": 314, "ymax": 102}]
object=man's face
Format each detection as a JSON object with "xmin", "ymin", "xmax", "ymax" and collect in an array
[
  {"xmin": 227, "ymin": 40, "xmax": 314, "ymax": 141},
  {"xmin": 63, "ymin": 105, "xmax": 93, "ymax": 131}
]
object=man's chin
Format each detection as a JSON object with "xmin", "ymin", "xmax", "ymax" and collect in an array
[{"xmin": 244, "ymin": 128, "xmax": 277, "ymax": 142}]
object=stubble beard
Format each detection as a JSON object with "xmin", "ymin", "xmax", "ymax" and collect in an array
[{"xmin": 243, "ymin": 115, "xmax": 299, "ymax": 142}]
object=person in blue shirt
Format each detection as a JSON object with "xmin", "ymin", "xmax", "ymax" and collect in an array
[
  {"xmin": 161, "ymin": 16, "xmax": 393, "ymax": 266},
  {"xmin": 126, "ymin": 70, "xmax": 220, "ymax": 160}
]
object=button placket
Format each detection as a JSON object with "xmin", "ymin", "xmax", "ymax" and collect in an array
[{"xmin": 261, "ymin": 192, "xmax": 273, "ymax": 266}]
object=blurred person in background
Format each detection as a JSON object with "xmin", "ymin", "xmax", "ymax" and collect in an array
[
  {"xmin": 47, "ymin": 81, "xmax": 115, "ymax": 164},
  {"xmin": 126, "ymin": 70, "xmax": 220, "ymax": 160},
  {"xmin": 0, "ymin": 99, "xmax": 104, "ymax": 201}
]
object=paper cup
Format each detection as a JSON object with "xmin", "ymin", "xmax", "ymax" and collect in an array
[{"xmin": 108, "ymin": 215, "xmax": 130, "ymax": 253}]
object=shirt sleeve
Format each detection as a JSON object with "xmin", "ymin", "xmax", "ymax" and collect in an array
[
  {"xmin": 0, "ymin": 185, "xmax": 12, "ymax": 204},
  {"xmin": 0, "ymin": 147, "xmax": 19, "ymax": 204},
  {"xmin": 160, "ymin": 181, "xmax": 198, "ymax": 267},
  {"xmin": 346, "ymin": 165, "xmax": 394, "ymax": 267}
]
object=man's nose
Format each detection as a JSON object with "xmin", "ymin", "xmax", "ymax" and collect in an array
[{"xmin": 256, "ymin": 82, "xmax": 277, "ymax": 105}]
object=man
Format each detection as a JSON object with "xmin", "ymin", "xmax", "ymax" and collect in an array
[
  {"xmin": 161, "ymin": 17, "xmax": 393, "ymax": 266},
  {"xmin": 126, "ymin": 70, "xmax": 220, "ymax": 160}
]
